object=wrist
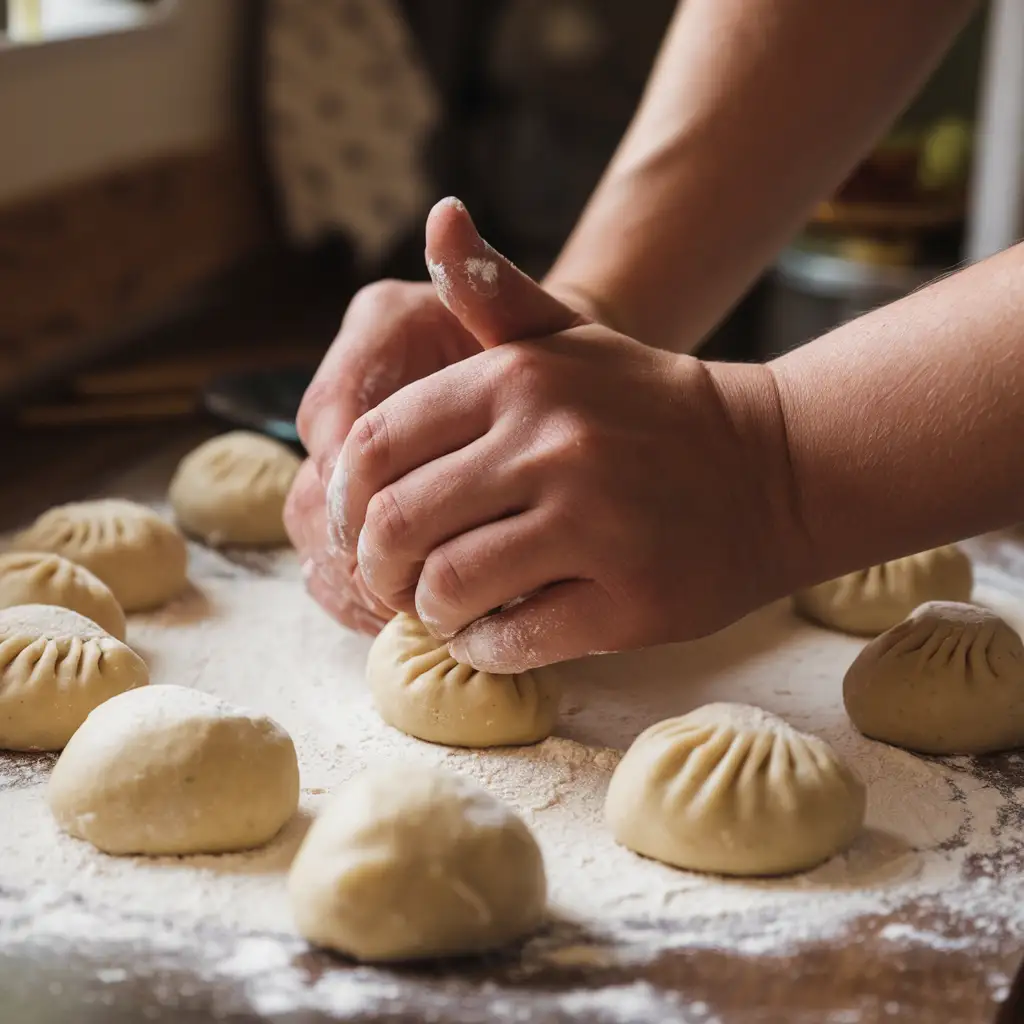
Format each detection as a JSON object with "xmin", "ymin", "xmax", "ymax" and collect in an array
[{"xmin": 700, "ymin": 359, "xmax": 816, "ymax": 605}]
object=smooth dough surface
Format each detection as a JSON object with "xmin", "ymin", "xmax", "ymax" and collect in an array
[
  {"xmin": 0, "ymin": 605, "xmax": 147, "ymax": 751},
  {"xmin": 0, "ymin": 552, "xmax": 127, "ymax": 641},
  {"xmin": 795, "ymin": 545, "xmax": 972, "ymax": 636},
  {"xmin": 605, "ymin": 702, "xmax": 865, "ymax": 876},
  {"xmin": 48, "ymin": 684, "xmax": 299, "ymax": 855},
  {"xmin": 169, "ymin": 431, "xmax": 301, "ymax": 547},
  {"xmin": 366, "ymin": 613, "xmax": 560, "ymax": 747},
  {"xmin": 844, "ymin": 601, "xmax": 1024, "ymax": 755},
  {"xmin": 13, "ymin": 499, "xmax": 188, "ymax": 612},
  {"xmin": 288, "ymin": 764, "xmax": 547, "ymax": 961}
]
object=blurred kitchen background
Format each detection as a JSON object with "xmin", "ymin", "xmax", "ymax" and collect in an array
[{"xmin": 0, "ymin": 0, "xmax": 1022, "ymax": 440}]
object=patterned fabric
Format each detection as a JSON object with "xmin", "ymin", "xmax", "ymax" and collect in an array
[{"xmin": 264, "ymin": 0, "xmax": 440, "ymax": 265}]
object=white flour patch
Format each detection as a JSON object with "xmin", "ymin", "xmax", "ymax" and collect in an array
[
  {"xmin": 464, "ymin": 256, "xmax": 499, "ymax": 297},
  {"xmin": 427, "ymin": 259, "xmax": 454, "ymax": 312}
]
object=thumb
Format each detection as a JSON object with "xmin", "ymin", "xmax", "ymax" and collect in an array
[{"xmin": 425, "ymin": 196, "xmax": 587, "ymax": 348}]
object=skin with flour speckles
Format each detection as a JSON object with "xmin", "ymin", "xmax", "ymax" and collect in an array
[
  {"xmin": 427, "ymin": 261, "xmax": 454, "ymax": 312},
  {"xmin": 325, "ymin": 458, "xmax": 349, "ymax": 555},
  {"xmin": 463, "ymin": 256, "xmax": 499, "ymax": 297}
]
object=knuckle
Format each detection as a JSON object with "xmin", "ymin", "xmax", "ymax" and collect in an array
[
  {"xmin": 349, "ymin": 407, "xmax": 391, "ymax": 473},
  {"xmin": 365, "ymin": 488, "xmax": 411, "ymax": 552},
  {"xmin": 421, "ymin": 548, "xmax": 467, "ymax": 612},
  {"xmin": 349, "ymin": 278, "xmax": 401, "ymax": 316},
  {"xmin": 496, "ymin": 343, "xmax": 548, "ymax": 397}
]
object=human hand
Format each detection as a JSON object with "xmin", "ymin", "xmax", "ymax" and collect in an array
[
  {"xmin": 287, "ymin": 201, "xmax": 605, "ymax": 636},
  {"xmin": 287, "ymin": 267, "xmax": 481, "ymax": 633},
  {"xmin": 334, "ymin": 198, "xmax": 805, "ymax": 670}
]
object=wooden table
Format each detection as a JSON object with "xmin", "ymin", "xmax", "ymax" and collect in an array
[{"xmin": 1, "ymin": 421, "xmax": 1022, "ymax": 1024}]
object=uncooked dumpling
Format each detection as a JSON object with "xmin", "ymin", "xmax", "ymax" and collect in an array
[
  {"xmin": 48, "ymin": 684, "xmax": 299, "ymax": 855},
  {"xmin": 366, "ymin": 613, "xmax": 560, "ymax": 747},
  {"xmin": 795, "ymin": 545, "xmax": 972, "ymax": 636},
  {"xmin": 288, "ymin": 764, "xmax": 547, "ymax": 961},
  {"xmin": 0, "ymin": 551, "xmax": 126, "ymax": 641},
  {"xmin": 0, "ymin": 604, "xmax": 148, "ymax": 751},
  {"xmin": 169, "ymin": 431, "xmax": 301, "ymax": 547},
  {"xmin": 844, "ymin": 601, "xmax": 1024, "ymax": 754},
  {"xmin": 12, "ymin": 499, "xmax": 188, "ymax": 612},
  {"xmin": 605, "ymin": 703, "xmax": 865, "ymax": 876}
]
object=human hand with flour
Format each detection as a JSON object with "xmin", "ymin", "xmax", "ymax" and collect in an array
[{"xmin": 331, "ymin": 198, "xmax": 800, "ymax": 671}]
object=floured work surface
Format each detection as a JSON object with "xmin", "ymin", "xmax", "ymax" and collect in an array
[{"xmin": 1, "ymin": 445, "xmax": 1024, "ymax": 1023}]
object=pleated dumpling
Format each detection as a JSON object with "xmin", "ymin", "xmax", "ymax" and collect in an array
[
  {"xmin": 0, "ymin": 552, "xmax": 126, "ymax": 641},
  {"xmin": 12, "ymin": 499, "xmax": 187, "ymax": 612},
  {"xmin": 605, "ymin": 703, "xmax": 865, "ymax": 876},
  {"xmin": 795, "ymin": 545, "xmax": 972, "ymax": 636},
  {"xmin": 366, "ymin": 613, "xmax": 561, "ymax": 748},
  {"xmin": 844, "ymin": 601, "xmax": 1024, "ymax": 754},
  {"xmin": 0, "ymin": 604, "xmax": 148, "ymax": 751},
  {"xmin": 169, "ymin": 431, "xmax": 301, "ymax": 547}
]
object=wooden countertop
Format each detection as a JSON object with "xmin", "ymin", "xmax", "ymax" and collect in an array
[{"xmin": 1, "ymin": 421, "xmax": 1023, "ymax": 1024}]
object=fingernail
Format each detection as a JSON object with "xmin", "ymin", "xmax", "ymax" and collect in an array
[
  {"xmin": 415, "ymin": 587, "xmax": 455, "ymax": 639},
  {"xmin": 447, "ymin": 635, "xmax": 471, "ymax": 664},
  {"xmin": 325, "ymin": 453, "xmax": 351, "ymax": 554},
  {"xmin": 356, "ymin": 527, "xmax": 378, "ymax": 588}
]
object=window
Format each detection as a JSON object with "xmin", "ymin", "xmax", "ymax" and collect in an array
[{"xmin": 2, "ymin": 0, "xmax": 165, "ymax": 46}]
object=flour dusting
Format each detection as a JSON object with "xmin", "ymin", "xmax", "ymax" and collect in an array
[{"xmin": 2, "ymin": 489, "xmax": 1024, "ymax": 1018}]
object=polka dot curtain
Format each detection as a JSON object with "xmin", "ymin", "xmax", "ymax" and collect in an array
[{"xmin": 264, "ymin": 0, "xmax": 441, "ymax": 267}]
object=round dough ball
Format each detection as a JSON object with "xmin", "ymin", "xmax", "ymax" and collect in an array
[
  {"xmin": 169, "ymin": 431, "xmax": 301, "ymax": 547},
  {"xmin": 0, "ymin": 605, "xmax": 148, "ymax": 751},
  {"xmin": 288, "ymin": 765, "xmax": 547, "ymax": 961},
  {"xmin": 605, "ymin": 703, "xmax": 865, "ymax": 876},
  {"xmin": 844, "ymin": 601, "xmax": 1024, "ymax": 755},
  {"xmin": 0, "ymin": 552, "xmax": 126, "ymax": 641},
  {"xmin": 795, "ymin": 545, "xmax": 972, "ymax": 636},
  {"xmin": 12, "ymin": 499, "xmax": 188, "ymax": 612},
  {"xmin": 366, "ymin": 613, "xmax": 560, "ymax": 748},
  {"xmin": 48, "ymin": 684, "xmax": 299, "ymax": 855}
]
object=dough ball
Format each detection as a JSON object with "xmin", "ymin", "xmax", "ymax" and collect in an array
[
  {"xmin": 0, "ymin": 605, "xmax": 148, "ymax": 751},
  {"xmin": 605, "ymin": 703, "xmax": 865, "ymax": 876},
  {"xmin": 48, "ymin": 684, "xmax": 299, "ymax": 855},
  {"xmin": 288, "ymin": 765, "xmax": 547, "ymax": 961},
  {"xmin": 169, "ymin": 431, "xmax": 301, "ymax": 547},
  {"xmin": 844, "ymin": 601, "xmax": 1024, "ymax": 755},
  {"xmin": 0, "ymin": 552, "xmax": 127, "ymax": 641},
  {"xmin": 795, "ymin": 545, "xmax": 972, "ymax": 636},
  {"xmin": 366, "ymin": 613, "xmax": 560, "ymax": 748},
  {"xmin": 12, "ymin": 499, "xmax": 188, "ymax": 612}
]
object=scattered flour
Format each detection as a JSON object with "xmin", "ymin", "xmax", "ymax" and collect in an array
[{"xmin": 2, "ymin": 485, "xmax": 1024, "ymax": 1018}]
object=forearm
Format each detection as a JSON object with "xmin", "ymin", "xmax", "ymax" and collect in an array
[
  {"xmin": 772, "ymin": 242, "xmax": 1024, "ymax": 586},
  {"xmin": 545, "ymin": 0, "xmax": 977, "ymax": 352}
]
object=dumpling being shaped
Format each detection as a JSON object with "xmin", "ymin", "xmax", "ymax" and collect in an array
[
  {"xmin": 288, "ymin": 764, "xmax": 547, "ymax": 961},
  {"xmin": 0, "ymin": 604, "xmax": 148, "ymax": 751},
  {"xmin": 366, "ymin": 613, "xmax": 560, "ymax": 748},
  {"xmin": 0, "ymin": 551, "xmax": 127, "ymax": 641},
  {"xmin": 795, "ymin": 544, "xmax": 972, "ymax": 636},
  {"xmin": 169, "ymin": 431, "xmax": 301, "ymax": 547},
  {"xmin": 12, "ymin": 499, "xmax": 188, "ymax": 612},
  {"xmin": 604, "ymin": 702, "xmax": 865, "ymax": 876},
  {"xmin": 844, "ymin": 601, "xmax": 1024, "ymax": 755}
]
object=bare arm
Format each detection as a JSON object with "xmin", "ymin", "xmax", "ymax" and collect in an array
[
  {"xmin": 770, "ymin": 240, "xmax": 1024, "ymax": 587},
  {"xmin": 545, "ymin": 0, "xmax": 979, "ymax": 351}
]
